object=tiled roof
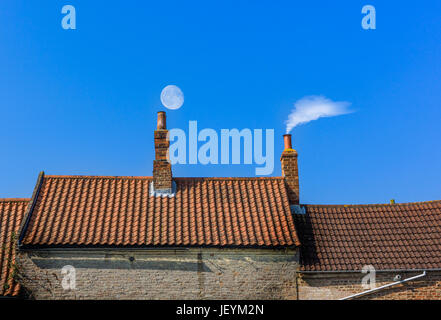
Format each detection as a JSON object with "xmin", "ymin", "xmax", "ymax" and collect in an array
[
  {"xmin": 294, "ymin": 201, "xmax": 441, "ymax": 272},
  {"xmin": 20, "ymin": 174, "xmax": 300, "ymax": 248},
  {"xmin": 0, "ymin": 199, "xmax": 29, "ymax": 296}
]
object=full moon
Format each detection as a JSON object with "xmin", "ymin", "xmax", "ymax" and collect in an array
[{"xmin": 160, "ymin": 85, "xmax": 184, "ymax": 110}]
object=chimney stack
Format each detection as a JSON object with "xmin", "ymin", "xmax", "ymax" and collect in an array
[
  {"xmin": 281, "ymin": 134, "xmax": 299, "ymax": 204},
  {"xmin": 153, "ymin": 111, "xmax": 173, "ymax": 192}
]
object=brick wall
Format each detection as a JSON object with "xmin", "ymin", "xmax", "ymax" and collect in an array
[
  {"xmin": 153, "ymin": 160, "xmax": 172, "ymax": 190},
  {"xmin": 297, "ymin": 271, "xmax": 441, "ymax": 300},
  {"xmin": 17, "ymin": 248, "xmax": 298, "ymax": 300},
  {"xmin": 280, "ymin": 149, "xmax": 299, "ymax": 204},
  {"xmin": 153, "ymin": 128, "xmax": 172, "ymax": 191}
]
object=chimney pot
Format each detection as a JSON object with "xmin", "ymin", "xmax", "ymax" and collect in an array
[
  {"xmin": 157, "ymin": 111, "xmax": 166, "ymax": 130},
  {"xmin": 283, "ymin": 134, "xmax": 292, "ymax": 150}
]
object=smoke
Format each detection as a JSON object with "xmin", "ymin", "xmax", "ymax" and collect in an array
[{"xmin": 285, "ymin": 95, "xmax": 353, "ymax": 133}]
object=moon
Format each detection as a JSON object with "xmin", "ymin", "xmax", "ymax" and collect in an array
[{"xmin": 160, "ymin": 85, "xmax": 184, "ymax": 110}]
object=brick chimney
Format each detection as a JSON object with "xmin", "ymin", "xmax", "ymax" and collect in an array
[
  {"xmin": 153, "ymin": 111, "xmax": 173, "ymax": 192},
  {"xmin": 280, "ymin": 134, "xmax": 299, "ymax": 204}
]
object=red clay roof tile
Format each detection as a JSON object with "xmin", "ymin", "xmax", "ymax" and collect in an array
[
  {"xmin": 0, "ymin": 198, "xmax": 29, "ymax": 296},
  {"xmin": 294, "ymin": 201, "xmax": 441, "ymax": 271},
  {"xmin": 20, "ymin": 175, "xmax": 300, "ymax": 248}
]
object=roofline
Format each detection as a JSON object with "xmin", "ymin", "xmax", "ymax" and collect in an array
[
  {"xmin": 300, "ymin": 200, "xmax": 441, "ymax": 207},
  {"xmin": 45, "ymin": 175, "xmax": 153, "ymax": 179},
  {"xmin": 17, "ymin": 171, "xmax": 45, "ymax": 246},
  {"xmin": 0, "ymin": 198, "xmax": 30, "ymax": 202},
  {"xmin": 298, "ymin": 268, "xmax": 441, "ymax": 274},
  {"xmin": 44, "ymin": 175, "xmax": 285, "ymax": 181}
]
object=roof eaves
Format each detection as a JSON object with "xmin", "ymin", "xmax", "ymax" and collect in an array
[
  {"xmin": 298, "ymin": 267, "xmax": 441, "ymax": 273},
  {"xmin": 18, "ymin": 243, "xmax": 298, "ymax": 251}
]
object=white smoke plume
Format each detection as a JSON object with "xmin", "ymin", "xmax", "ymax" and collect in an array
[{"xmin": 285, "ymin": 95, "xmax": 353, "ymax": 133}]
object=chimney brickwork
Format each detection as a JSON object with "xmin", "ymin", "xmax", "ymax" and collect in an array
[
  {"xmin": 153, "ymin": 112, "xmax": 173, "ymax": 191},
  {"xmin": 281, "ymin": 134, "xmax": 299, "ymax": 204}
]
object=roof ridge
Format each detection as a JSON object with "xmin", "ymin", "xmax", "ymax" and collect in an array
[
  {"xmin": 174, "ymin": 177, "xmax": 285, "ymax": 180},
  {"xmin": 44, "ymin": 175, "xmax": 285, "ymax": 181},
  {"xmin": 45, "ymin": 175, "xmax": 153, "ymax": 179},
  {"xmin": 301, "ymin": 200, "xmax": 441, "ymax": 207},
  {"xmin": 0, "ymin": 198, "xmax": 30, "ymax": 202}
]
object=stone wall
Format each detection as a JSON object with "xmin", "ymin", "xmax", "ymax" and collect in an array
[
  {"xmin": 17, "ymin": 248, "xmax": 298, "ymax": 300},
  {"xmin": 297, "ymin": 271, "xmax": 441, "ymax": 300},
  {"xmin": 17, "ymin": 247, "xmax": 441, "ymax": 300}
]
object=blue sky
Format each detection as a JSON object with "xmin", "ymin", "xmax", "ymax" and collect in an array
[{"xmin": 1, "ymin": 1, "xmax": 440, "ymax": 204}]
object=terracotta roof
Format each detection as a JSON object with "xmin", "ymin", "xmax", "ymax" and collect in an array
[
  {"xmin": 294, "ymin": 201, "xmax": 441, "ymax": 272},
  {"xmin": 19, "ymin": 174, "xmax": 300, "ymax": 248},
  {"xmin": 0, "ymin": 198, "xmax": 29, "ymax": 296}
]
